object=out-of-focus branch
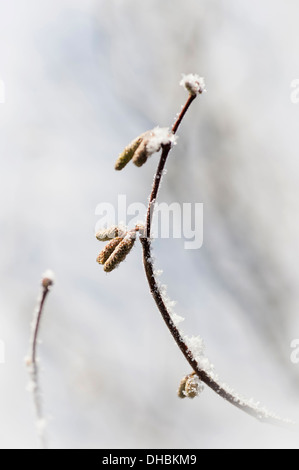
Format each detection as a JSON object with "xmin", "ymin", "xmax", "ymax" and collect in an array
[{"xmin": 26, "ymin": 271, "xmax": 54, "ymax": 449}]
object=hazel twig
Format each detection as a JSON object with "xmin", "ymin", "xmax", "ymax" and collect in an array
[
  {"xmin": 107, "ymin": 74, "xmax": 291, "ymax": 426},
  {"xmin": 140, "ymin": 78, "xmax": 290, "ymax": 426}
]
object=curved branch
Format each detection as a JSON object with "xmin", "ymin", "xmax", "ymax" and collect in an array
[
  {"xmin": 141, "ymin": 236, "xmax": 286, "ymax": 425},
  {"xmin": 141, "ymin": 94, "xmax": 288, "ymax": 426}
]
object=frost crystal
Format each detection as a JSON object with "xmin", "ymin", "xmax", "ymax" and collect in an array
[
  {"xmin": 171, "ymin": 313, "xmax": 184, "ymax": 326},
  {"xmin": 180, "ymin": 74, "xmax": 206, "ymax": 95},
  {"xmin": 153, "ymin": 269, "xmax": 163, "ymax": 277}
]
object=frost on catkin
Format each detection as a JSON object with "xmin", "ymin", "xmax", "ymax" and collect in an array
[
  {"xmin": 132, "ymin": 127, "xmax": 177, "ymax": 167},
  {"xmin": 114, "ymin": 128, "xmax": 177, "ymax": 170},
  {"xmin": 96, "ymin": 226, "xmax": 126, "ymax": 242}
]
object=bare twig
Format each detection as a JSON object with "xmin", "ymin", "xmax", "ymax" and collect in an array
[
  {"xmin": 140, "ymin": 92, "xmax": 289, "ymax": 425},
  {"xmin": 26, "ymin": 271, "xmax": 54, "ymax": 448}
]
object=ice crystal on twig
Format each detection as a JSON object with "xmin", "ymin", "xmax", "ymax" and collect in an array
[{"xmin": 146, "ymin": 127, "xmax": 177, "ymax": 154}]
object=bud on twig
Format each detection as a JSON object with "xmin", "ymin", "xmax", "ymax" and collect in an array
[
  {"xmin": 42, "ymin": 278, "xmax": 53, "ymax": 289},
  {"xmin": 180, "ymin": 74, "xmax": 206, "ymax": 96},
  {"xmin": 178, "ymin": 376, "xmax": 188, "ymax": 399},
  {"xmin": 178, "ymin": 372, "xmax": 204, "ymax": 399},
  {"xmin": 41, "ymin": 270, "xmax": 55, "ymax": 289}
]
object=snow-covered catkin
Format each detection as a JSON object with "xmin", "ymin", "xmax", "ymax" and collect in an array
[
  {"xmin": 97, "ymin": 237, "xmax": 123, "ymax": 265},
  {"xmin": 132, "ymin": 138, "xmax": 150, "ymax": 167},
  {"xmin": 178, "ymin": 372, "xmax": 203, "ymax": 399},
  {"xmin": 103, "ymin": 234, "xmax": 136, "ymax": 272},
  {"xmin": 185, "ymin": 374, "xmax": 202, "ymax": 398},
  {"xmin": 115, "ymin": 135, "xmax": 144, "ymax": 171},
  {"xmin": 96, "ymin": 225, "xmax": 125, "ymax": 241}
]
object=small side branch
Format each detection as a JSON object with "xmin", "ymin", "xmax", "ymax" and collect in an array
[{"xmin": 26, "ymin": 271, "xmax": 54, "ymax": 449}]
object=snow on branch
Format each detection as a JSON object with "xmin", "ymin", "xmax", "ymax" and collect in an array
[{"xmin": 180, "ymin": 73, "xmax": 206, "ymax": 95}]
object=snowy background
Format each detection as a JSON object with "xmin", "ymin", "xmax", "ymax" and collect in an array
[{"xmin": 1, "ymin": 0, "xmax": 299, "ymax": 449}]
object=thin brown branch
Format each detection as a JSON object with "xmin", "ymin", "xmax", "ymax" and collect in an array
[
  {"xmin": 27, "ymin": 272, "xmax": 54, "ymax": 449},
  {"xmin": 146, "ymin": 94, "xmax": 196, "ymax": 238},
  {"xmin": 141, "ymin": 93, "xmax": 288, "ymax": 426}
]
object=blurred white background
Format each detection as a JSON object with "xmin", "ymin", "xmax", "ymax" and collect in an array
[{"xmin": 1, "ymin": 0, "xmax": 299, "ymax": 449}]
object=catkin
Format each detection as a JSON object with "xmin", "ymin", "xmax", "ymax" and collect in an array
[
  {"xmin": 114, "ymin": 136, "xmax": 144, "ymax": 171},
  {"xmin": 97, "ymin": 237, "xmax": 123, "ymax": 265},
  {"xmin": 103, "ymin": 235, "xmax": 136, "ymax": 272},
  {"xmin": 132, "ymin": 138, "xmax": 149, "ymax": 167}
]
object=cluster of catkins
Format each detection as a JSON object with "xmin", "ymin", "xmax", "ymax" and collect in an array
[
  {"xmin": 178, "ymin": 372, "xmax": 204, "ymax": 399},
  {"xmin": 96, "ymin": 127, "xmax": 177, "ymax": 269},
  {"xmin": 114, "ymin": 126, "xmax": 177, "ymax": 171},
  {"xmin": 96, "ymin": 225, "xmax": 141, "ymax": 273}
]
